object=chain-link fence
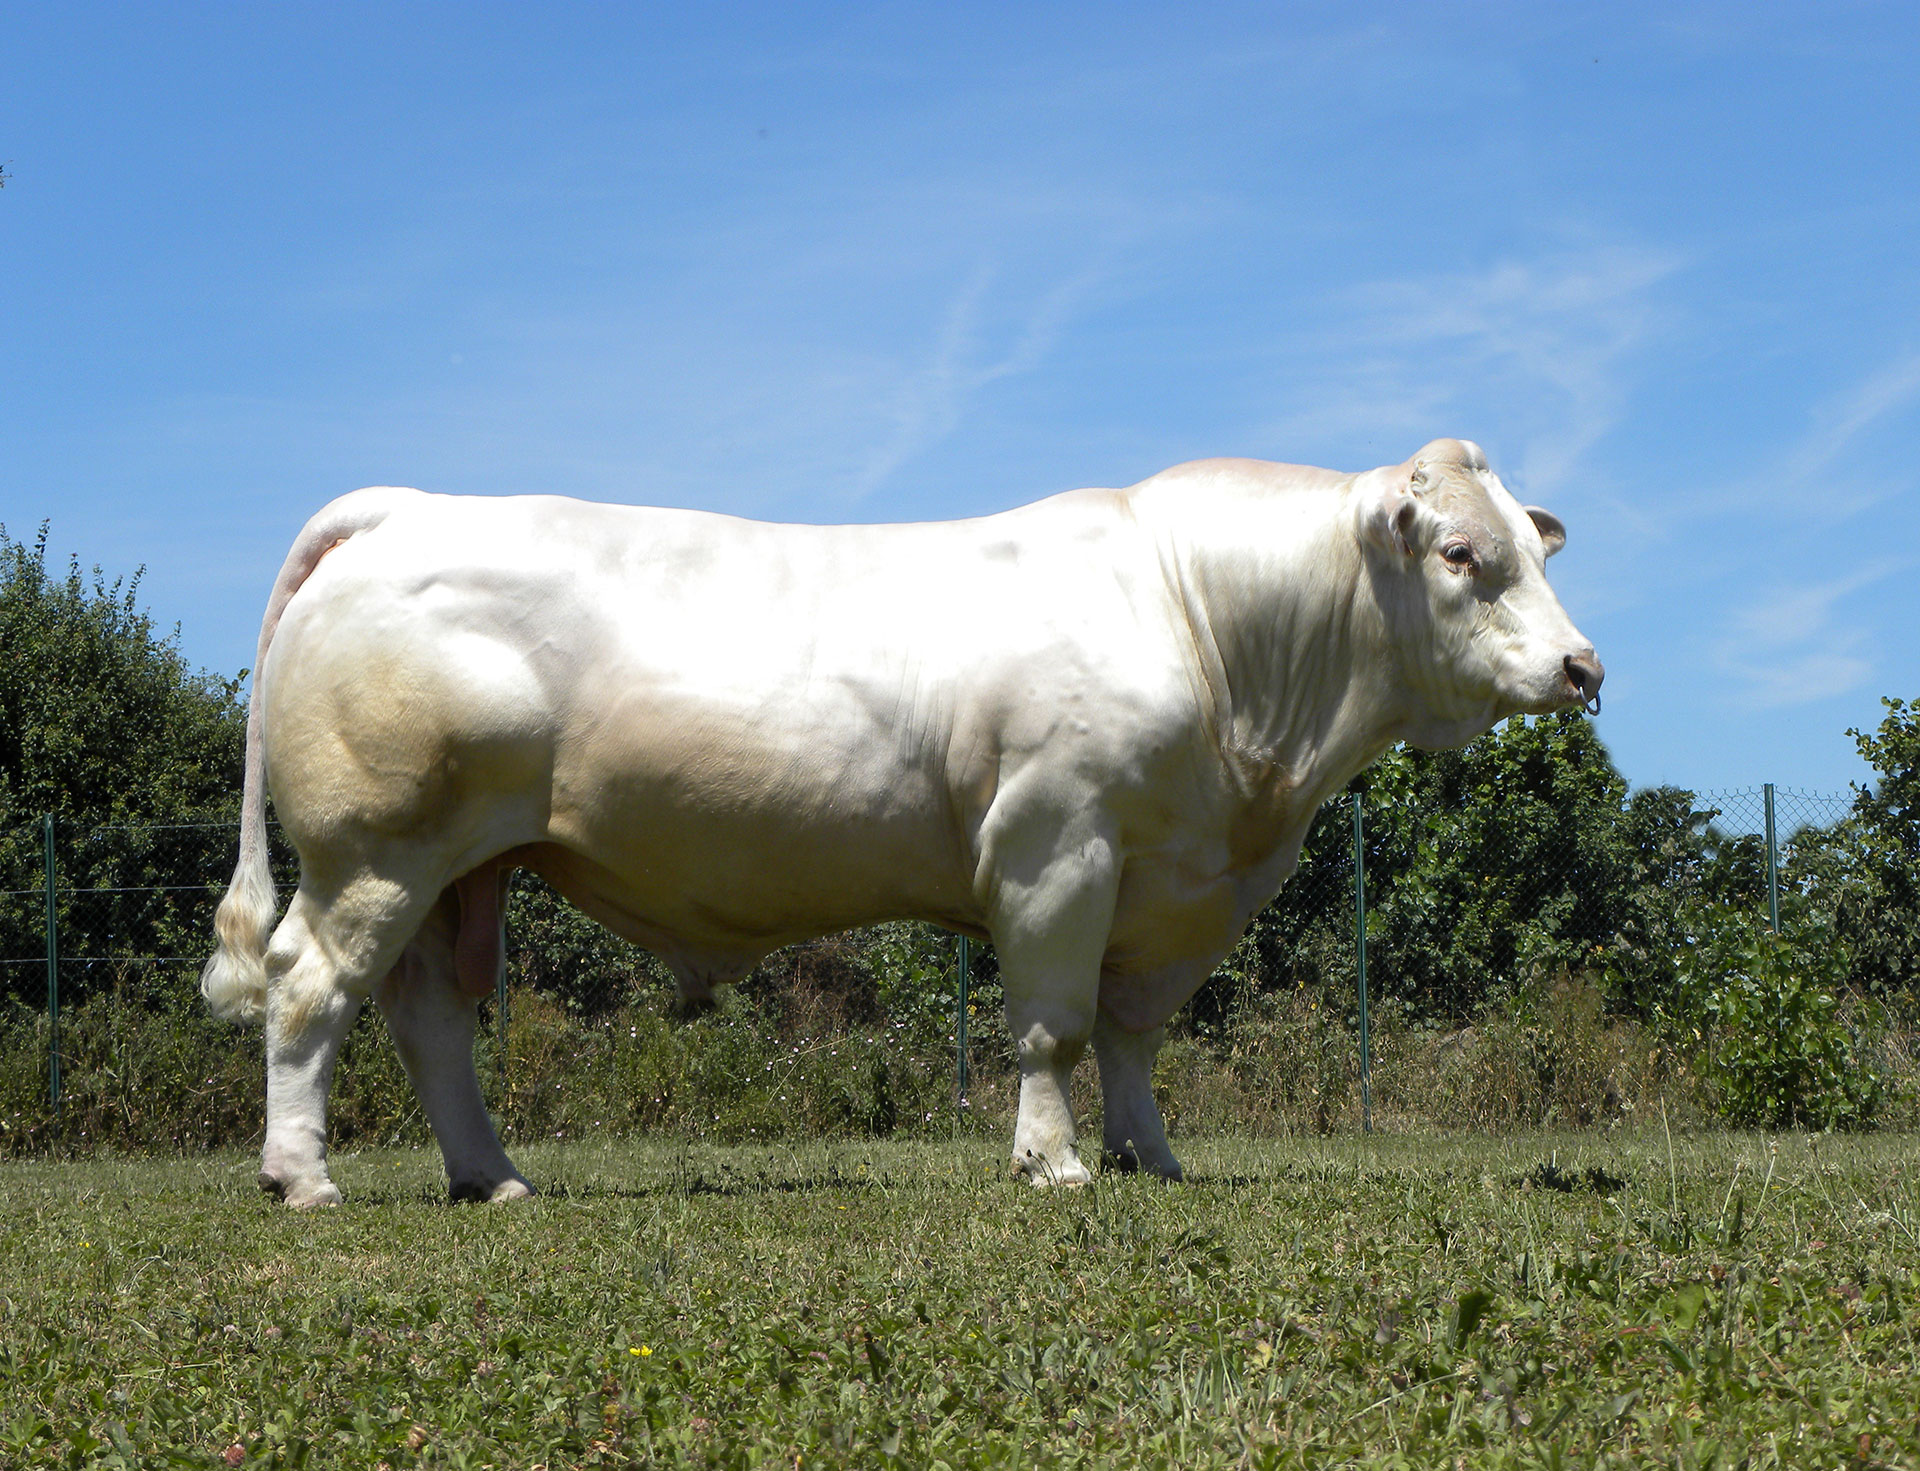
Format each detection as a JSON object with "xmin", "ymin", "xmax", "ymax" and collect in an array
[{"xmin": 1, "ymin": 765, "xmax": 1880, "ymax": 1155}]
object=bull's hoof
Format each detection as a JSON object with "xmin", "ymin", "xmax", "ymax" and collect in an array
[
  {"xmin": 1011, "ymin": 1150, "xmax": 1092, "ymax": 1190},
  {"xmin": 260, "ymin": 1172, "xmax": 343, "ymax": 1209},
  {"xmin": 449, "ymin": 1175, "xmax": 537, "ymax": 1204},
  {"xmin": 1102, "ymin": 1149, "xmax": 1185, "ymax": 1182}
]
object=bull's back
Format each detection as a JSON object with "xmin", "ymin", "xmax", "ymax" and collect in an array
[{"xmin": 261, "ymin": 491, "xmax": 1135, "ymax": 935}]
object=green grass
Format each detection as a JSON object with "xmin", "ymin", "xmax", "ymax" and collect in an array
[{"xmin": 3, "ymin": 1131, "xmax": 1917, "ymax": 1468}]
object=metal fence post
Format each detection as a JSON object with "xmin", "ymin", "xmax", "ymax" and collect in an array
[
  {"xmin": 496, "ymin": 964, "xmax": 509, "ymax": 1096},
  {"xmin": 42, "ymin": 814, "xmax": 60, "ymax": 1119},
  {"xmin": 1352, "ymin": 793, "xmax": 1372, "ymax": 1134},
  {"xmin": 1763, "ymin": 782, "xmax": 1780, "ymax": 932},
  {"xmin": 955, "ymin": 933, "xmax": 971, "ymax": 1107}
]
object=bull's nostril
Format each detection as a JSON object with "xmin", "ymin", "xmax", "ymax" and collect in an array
[{"xmin": 1564, "ymin": 651, "xmax": 1604, "ymax": 712}]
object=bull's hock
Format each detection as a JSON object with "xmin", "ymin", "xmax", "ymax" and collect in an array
[{"xmin": 201, "ymin": 437, "xmax": 1601, "ymax": 1206}]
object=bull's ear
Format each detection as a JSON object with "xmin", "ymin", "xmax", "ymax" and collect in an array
[
  {"xmin": 1525, "ymin": 506, "xmax": 1566, "ymax": 557},
  {"xmin": 1355, "ymin": 467, "xmax": 1423, "ymax": 559}
]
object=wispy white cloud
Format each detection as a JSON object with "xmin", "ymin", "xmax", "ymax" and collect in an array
[
  {"xmin": 1264, "ymin": 244, "xmax": 1682, "ymax": 510},
  {"xmin": 1678, "ymin": 348, "xmax": 1920, "ymax": 524},
  {"xmin": 1652, "ymin": 350, "xmax": 1920, "ymax": 724},
  {"xmin": 1713, "ymin": 558, "xmax": 1910, "ymax": 709},
  {"xmin": 1721, "ymin": 646, "xmax": 1875, "ymax": 710},
  {"xmin": 847, "ymin": 264, "xmax": 995, "ymax": 502},
  {"xmin": 843, "ymin": 259, "xmax": 1111, "ymax": 505},
  {"xmin": 1725, "ymin": 558, "xmax": 1906, "ymax": 645},
  {"xmin": 1779, "ymin": 350, "xmax": 1920, "ymax": 486}
]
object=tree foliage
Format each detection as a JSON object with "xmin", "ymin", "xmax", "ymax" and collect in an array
[
  {"xmin": 1212, "ymin": 713, "xmax": 1713, "ymax": 1026},
  {"xmin": 1197, "ymin": 708, "xmax": 1910, "ymax": 1129},
  {"xmin": 1802, "ymin": 698, "xmax": 1920, "ymax": 996},
  {"xmin": 1357, "ymin": 713, "xmax": 1639, "ymax": 1018},
  {"xmin": 0, "ymin": 523, "xmax": 245, "ymax": 827},
  {"xmin": 0, "ymin": 524, "xmax": 247, "ymax": 995}
]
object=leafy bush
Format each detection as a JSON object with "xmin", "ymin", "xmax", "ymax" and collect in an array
[
  {"xmin": 1242, "ymin": 713, "xmax": 1731, "ymax": 1028},
  {"xmin": 1671, "ymin": 909, "xmax": 1885, "ymax": 1131},
  {"xmin": 1162, "ymin": 972, "xmax": 1367, "ymax": 1137}
]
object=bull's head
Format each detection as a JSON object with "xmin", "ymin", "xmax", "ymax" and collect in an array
[{"xmin": 1354, "ymin": 437, "xmax": 1603, "ymax": 750}]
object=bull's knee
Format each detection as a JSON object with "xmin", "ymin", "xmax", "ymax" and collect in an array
[
  {"xmin": 987, "ymin": 838, "xmax": 1118, "ymax": 1193},
  {"xmin": 1014, "ymin": 1017, "xmax": 1090, "ymax": 1074},
  {"xmin": 261, "ymin": 941, "xmax": 366, "ymax": 1207}
]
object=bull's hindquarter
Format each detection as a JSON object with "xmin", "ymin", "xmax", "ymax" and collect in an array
[{"xmin": 212, "ymin": 441, "xmax": 1599, "ymax": 1204}]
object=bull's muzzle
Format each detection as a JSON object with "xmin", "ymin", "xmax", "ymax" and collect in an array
[{"xmin": 1564, "ymin": 650, "xmax": 1604, "ymax": 715}]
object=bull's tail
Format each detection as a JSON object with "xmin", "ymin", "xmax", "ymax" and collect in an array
[{"xmin": 200, "ymin": 488, "xmax": 414, "ymax": 1024}]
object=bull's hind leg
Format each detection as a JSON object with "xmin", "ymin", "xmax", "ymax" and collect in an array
[
  {"xmin": 1092, "ymin": 1014, "xmax": 1182, "ymax": 1180},
  {"xmin": 374, "ymin": 888, "xmax": 533, "ymax": 1203},
  {"xmin": 259, "ymin": 876, "xmax": 434, "ymax": 1208}
]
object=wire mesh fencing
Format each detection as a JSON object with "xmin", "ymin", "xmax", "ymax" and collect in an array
[
  {"xmin": 0, "ymin": 772, "xmax": 1884, "ymax": 1154},
  {"xmin": 0, "ymin": 816, "xmax": 51, "ymax": 1000}
]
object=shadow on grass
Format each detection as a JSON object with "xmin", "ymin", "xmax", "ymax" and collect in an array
[
  {"xmin": 1513, "ymin": 1160, "xmax": 1630, "ymax": 1195},
  {"xmin": 540, "ymin": 1167, "xmax": 888, "ymax": 1202}
]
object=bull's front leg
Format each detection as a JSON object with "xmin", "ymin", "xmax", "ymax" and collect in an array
[
  {"xmin": 1091, "ymin": 1014, "xmax": 1182, "ymax": 1180},
  {"xmin": 987, "ymin": 826, "xmax": 1120, "ymax": 1190}
]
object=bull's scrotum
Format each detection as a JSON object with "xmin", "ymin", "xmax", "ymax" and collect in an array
[{"xmin": 203, "ymin": 437, "xmax": 1601, "ymax": 1205}]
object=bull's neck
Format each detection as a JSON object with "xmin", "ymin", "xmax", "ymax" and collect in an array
[{"xmin": 1163, "ymin": 494, "xmax": 1408, "ymax": 819}]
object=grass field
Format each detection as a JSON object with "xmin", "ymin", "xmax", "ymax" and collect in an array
[{"xmin": 2, "ymin": 1129, "xmax": 1917, "ymax": 1469}]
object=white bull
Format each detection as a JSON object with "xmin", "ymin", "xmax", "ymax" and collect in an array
[{"xmin": 203, "ymin": 438, "xmax": 1601, "ymax": 1206}]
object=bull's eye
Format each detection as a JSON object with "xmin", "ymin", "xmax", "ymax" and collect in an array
[{"xmin": 1441, "ymin": 541, "xmax": 1476, "ymax": 571}]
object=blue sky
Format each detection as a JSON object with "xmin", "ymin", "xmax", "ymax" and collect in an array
[{"xmin": 3, "ymin": 3, "xmax": 1917, "ymax": 798}]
